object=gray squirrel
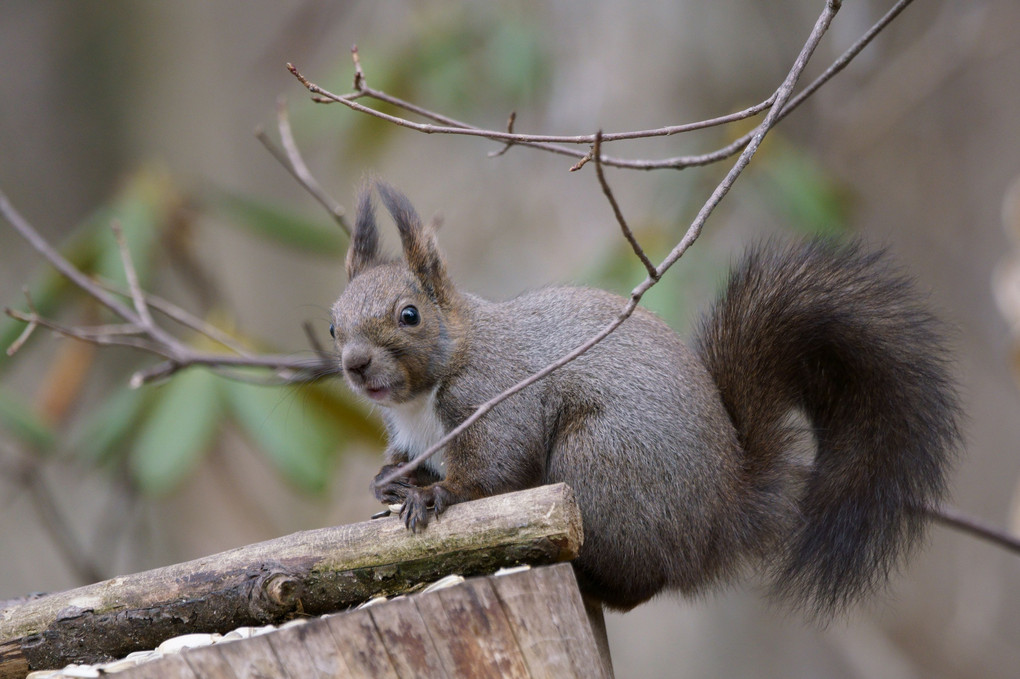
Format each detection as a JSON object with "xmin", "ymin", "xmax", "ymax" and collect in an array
[{"xmin": 329, "ymin": 181, "xmax": 961, "ymax": 616}]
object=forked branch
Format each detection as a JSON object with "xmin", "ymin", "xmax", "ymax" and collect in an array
[
  {"xmin": 288, "ymin": 0, "xmax": 913, "ymax": 172},
  {"xmin": 0, "ymin": 191, "xmax": 333, "ymax": 387}
]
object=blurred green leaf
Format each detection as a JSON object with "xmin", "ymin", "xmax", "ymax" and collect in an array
[
  {"xmin": 208, "ymin": 189, "xmax": 345, "ymax": 257},
  {"xmin": 302, "ymin": 382, "xmax": 385, "ymax": 446},
  {"xmin": 486, "ymin": 20, "xmax": 548, "ymax": 104},
  {"xmin": 129, "ymin": 368, "xmax": 221, "ymax": 495},
  {"xmin": 92, "ymin": 167, "xmax": 176, "ymax": 288},
  {"xmin": 0, "ymin": 387, "xmax": 56, "ymax": 451},
  {"xmin": 758, "ymin": 144, "xmax": 850, "ymax": 238},
  {"xmin": 75, "ymin": 385, "xmax": 151, "ymax": 466},
  {"xmin": 223, "ymin": 380, "xmax": 339, "ymax": 493}
]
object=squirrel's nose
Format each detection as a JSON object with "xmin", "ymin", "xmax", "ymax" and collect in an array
[{"xmin": 342, "ymin": 347, "xmax": 373, "ymax": 379}]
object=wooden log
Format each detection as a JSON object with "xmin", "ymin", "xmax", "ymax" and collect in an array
[
  {"xmin": 109, "ymin": 563, "xmax": 610, "ymax": 679},
  {"xmin": 0, "ymin": 483, "xmax": 582, "ymax": 678}
]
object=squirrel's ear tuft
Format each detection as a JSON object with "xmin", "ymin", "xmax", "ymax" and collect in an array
[
  {"xmin": 346, "ymin": 185, "xmax": 380, "ymax": 280},
  {"xmin": 376, "ymin": 182, "xmax": 453, "ymax": 305}
]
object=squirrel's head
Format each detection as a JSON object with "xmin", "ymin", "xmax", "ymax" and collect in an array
[{"xmin": 330, "ymin": 182, "xmax": 462, "ymax": 406}]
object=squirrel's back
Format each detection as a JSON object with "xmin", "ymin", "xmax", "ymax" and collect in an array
[{"xmin": 460, "ymin": 287, "xmax": 759, "ymax": 608}]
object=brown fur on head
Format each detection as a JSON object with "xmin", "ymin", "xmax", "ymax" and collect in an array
[{"xmin": 332, "ymin": 183, "xmax": 461, "ymax": 405}]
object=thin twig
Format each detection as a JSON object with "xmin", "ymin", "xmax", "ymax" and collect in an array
[
  {"xmin": 569, "ymin": 150, "xmax": 593, "ymax": 173},
  {"xmin": 93, "ymin": 277, "xmax": 252, "ymax": 357},
  {"xmin": 4, "ymin": 308, "xmax": 165, "ymax": 354},
  {"xmin": 257, "ymin": 97, "xmax": 350, "ymax": 235},
  {"xmin": 637, "ymin": 0, "xmax": 920, "ymax": 172},
  {"xmin": 2, "ymin": 188, "xmax": 336, "ymax": 386},
  {"xmin": 0, "ymin": 1, "xmax": 909, "ymax": 396},
  {"xmin": 488, "ymin": 111, "xmax": 518, "ymax": 158},
  {"xmin": 296, "ymin": 63, "xmax": 777, "ymax": 145},
  {"xmin": 288, "ymin": 61, "xmax": 777, "ymax": 169},
  {"xmin": 6, "ymin": 287, "xmax": 39, "ymax": 356},
  {"xmin": 377, "ymin": 0, "xmax": 842, "ymax": 487},
  {"xmin": 291, "ymin": 0, "xmax": 913, "ymax": 173},
  {"xmin": 129, "ymin": 352, "xmax": 331, "ymax": 389},
  {"xmin": 926, "ymin": 504, "xmax": 1020, "ymax": 555},
  {"xmin": 302, "ymin": 319, "xmax": 330, "ymax": 360},
  {"xmin": 592, "ymin": 131, "xmax": 657, "ymax": 279},
  {"xmin": 0, "ymin": 191, "xmax": 182, "ymax": 356},
  {"xmin": 58, "ymin": 322, "xmax": 145, "ymax": 336},
  {"xmin": 351, "ymin": 44, "xmax": 366, "ymax": 90},
  {"xmin": 1, "ymin": 191, "xmax": 142, "ymax": 327},
  {"xmin": 110, "ymin": 220, "xmax": 155, "ymax": 330},
  {"xmin": 776, "ymin": 0, "xmax": 917, "ymax": 130},
  {"xmin": 589, "ymin": 0, "xmax": 918, "ymax": 171}
]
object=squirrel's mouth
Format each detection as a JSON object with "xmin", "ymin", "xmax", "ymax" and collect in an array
[{"xmin": 365, "ymin": 386, "xmax": 392, "ymax": 401}]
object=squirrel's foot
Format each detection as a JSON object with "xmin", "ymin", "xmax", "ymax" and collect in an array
[
  {"xmin": 372, "ymin": 464, "xmax": 415, "ymax": 504},
  {"xmin": 399, "ymin": 485, "xmax": 455, "ymax": 533}
]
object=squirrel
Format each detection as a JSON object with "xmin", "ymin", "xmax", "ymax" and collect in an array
[{"xmin": 329, "ymin": 181, "xmax": 962, "ymax": 617}]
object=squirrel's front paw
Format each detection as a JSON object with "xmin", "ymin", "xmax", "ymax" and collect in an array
[
  {"xmin": 399, "ymin": 485, "xmax": 455, "ymax": 533},
  {"xmin": 372, "ymin": 464, "xmax": 414, "ymax": 504}
]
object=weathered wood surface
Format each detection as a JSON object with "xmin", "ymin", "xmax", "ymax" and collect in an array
[
  {"xmin": 110, "ymin": 562, "xmax": 611, "ymax": 679},
  {"xmin": 0, "ymin": 483, "xmax": 583, "ymax": 679}
]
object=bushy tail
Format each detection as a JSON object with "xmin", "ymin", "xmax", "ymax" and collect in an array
[{"xmin": 694, "ymin": 240, "xmax": 961, "ymax": 616}]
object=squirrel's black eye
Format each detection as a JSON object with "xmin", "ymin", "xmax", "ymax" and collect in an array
[
  {"xmin": 329, "ymin": 323, "xmax": 336, "ymax": 339},
  {"xmin": 399, "ymin": 305, "xmax": 420, "ymax": 327}
]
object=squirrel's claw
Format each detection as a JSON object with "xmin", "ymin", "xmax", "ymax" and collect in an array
[
  {"xmin": 399, "ymin": 487, "xmax": 433, "ymax": 532},
  {"xmin": 398, "ymin": 485, "xmax": 455, "ymax": 533}
]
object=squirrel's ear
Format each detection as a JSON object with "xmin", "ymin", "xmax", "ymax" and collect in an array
[
  {"xmin": 376, "ymin": 182, "xmax": 452, "ymax": 304},
  {"xmin": 345, "ymin": 186, "xmax": 381, "ymax": 280}
]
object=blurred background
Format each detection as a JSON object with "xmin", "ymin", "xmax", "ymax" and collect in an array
[{"xmin": 2, "ymin": 1, "xmax": 1019, "ymax": 676}]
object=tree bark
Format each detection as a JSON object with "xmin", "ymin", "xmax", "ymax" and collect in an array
[{"xmin": 0, "ymin": 483, "xmax": 583, "ymax": 678}]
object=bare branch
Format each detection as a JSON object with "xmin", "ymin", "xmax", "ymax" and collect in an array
[
  {"xmin": 1, "ymin": 0, "xmax": 914, "ymax": 406},
  {"xmin": 351, "ymin": 43, "xmax": 366, "ymax": 91},
  {"xmin": 488, "ymin": 111, "xmax": 518, "ymax": 158},
  {"xmin": 587, "ymin": 0, "xmax": 919, "ymax": 171},
  {"xmin": 93, "ymin": 277, "xmax": 252, "ymax": 357},
  {"xmin": 926, "ymin": 504, "xmax": 1020, "ymax": 555},
  {"xmin": 294, "ymin": 63, "xmax": 776, "ymax": 147},
  {"xmin": 110, "ymin": 220, "xmax": 155, "ymax": 330},
  {"xmin": 6, "ymin": 287, "xmax": 39, "ymax": 356},
  {"xmin": 288, "ymin": 60, "xmax": 777, "ymax": 170},
  {"xmin": 778, "ymin": 0, "xmax": 917, "ymax": 128},
  {"xmin": 377, "ymin": 0, "xmax": 843, "ymax": 487},
  {"xmin": 1, "ymin": 191, "xmax": 143, "ymax": 327},
  {"xmin": 129, "ymin": 352, "xmax": 331, "ymax": 390},
  {"xmin": 255, "ymin": 98, "xmax": 351, "ymax": 235},
  {"xmin": 636, "ymin": 0, "xmax": 920, "ymax": 172},
  {"xmin": 2, "ymin": 192, "xmax": 335, "ymax": 387},
  {"xmin": 6, "ymin": 299, "xmax": 327, "ymax": 386},
  {"xmin": 290, "ymin": 0, "xmax": 913, "ymax": 173},
  {"xmin": 592, "ymin": 131, "xmax": 657, "ymax": 279},
  {"xmin": 569, "ymin": 150, "xmax": 593, "ymax": 173},
  {"xmin": 302, "ymin": 319, "xmax": 331, "ymax": 361},
  {"xmin": 5, "ymin": 308, "xmax": 164, "ymax": 354}
]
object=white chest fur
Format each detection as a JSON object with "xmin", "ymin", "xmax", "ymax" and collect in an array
[{"xmin": 383, "ymin": 387, "xmax": 447, "ymax": 478}]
